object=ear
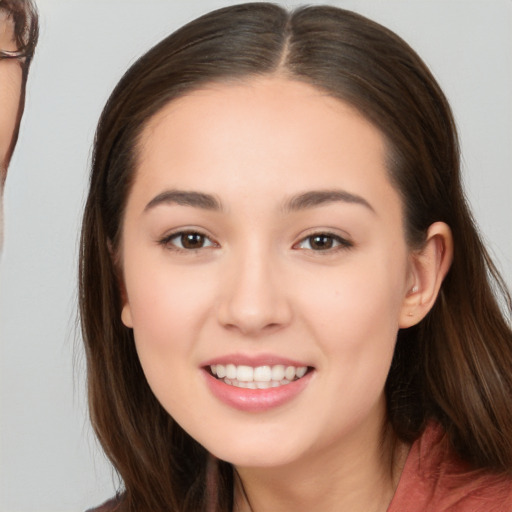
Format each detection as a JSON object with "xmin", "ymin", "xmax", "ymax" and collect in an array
[
  {"xmin": 399, "ymin": 222, "xmax": 453, "ymax": 328},
  {"xmin": 107, "ymin": 238, "xmax": 134, "ymax": 328},
  {"xmin": 119, "ymin": 272, "xmax": 133, "ymax": 328}
]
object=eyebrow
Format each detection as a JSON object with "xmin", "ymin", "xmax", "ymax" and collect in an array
[
  {"xmin": 144, "ymin": 188, "xmax": 374, "ymax": 215},
  {"xmin": 144, "ymin": 190, "xmax": 222, "ymax": 212},
  {"xmin": 284, "ymin": 189, "xmax": 375, "ymax": 214}
]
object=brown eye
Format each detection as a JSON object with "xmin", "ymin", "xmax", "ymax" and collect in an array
[
  {"xmin": 163, "ymin": 231, "xmax": 216, "ymax": 250},
  {"xmin": 181, "ymin": 232, "xmax": 206, "ymax": 249},
  {"xmin": 295, "ymin": 233, "xmax": 352, "ymax": 251},
  {"xmin": 309, "ymin": 234, "xmax": 334, "ymax": 250}
]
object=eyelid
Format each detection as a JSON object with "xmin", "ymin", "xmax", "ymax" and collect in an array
[
  {"xmin": 158, "ymin": 228, "xmax": 219, "ymax": 252},
  {"xmin": 293, "ymin": 230, "xmax": 353, "ymax": 252}
]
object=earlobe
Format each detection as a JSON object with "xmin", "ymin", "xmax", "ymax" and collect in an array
[
  {"xmin": 399, "ymin": 222, "xmax": 453, "ymax": 328},
  {"xmin": 121, "ymin": 303, "xmax": 134, "ymax": 328}
]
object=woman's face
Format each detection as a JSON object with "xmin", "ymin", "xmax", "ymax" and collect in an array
[{"xmin": 120, "ymin": 77, "xmax": 416, "ymax": 469}]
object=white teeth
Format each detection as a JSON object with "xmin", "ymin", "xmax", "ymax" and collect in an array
[
  {"xmin": 237, "ymin": 365, "xmax": 254, "ymax": 382},
  {"xmin": 271, "ymin": 365, "xmax": 285, "ymax": 381},
  {"xmin": 253, "ymin": 365, "xmax": 271, "ymax": 382},
  {"xmin": 296, "ymin": 366, "xmax": 307, "ymax": 378},
  {"xmin": 226, "ymin": 364, "xmax": 237, "ymax": 380},
  {"xmin": 285, "ymin": 366, "xmax": 296, "ymax": 381},
  {"xmin": 209, "ymin": 363, "xmax": 309, "ymax": 388}
]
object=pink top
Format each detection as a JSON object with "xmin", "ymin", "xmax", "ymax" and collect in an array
[{"xmin": 388, "ymin": 423, "xmax": 512, "ymax": 511}]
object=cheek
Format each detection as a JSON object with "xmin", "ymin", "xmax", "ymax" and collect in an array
[
  {"xmin": 298, "ymin": 250, "xmax": 407, "ymax": 381},
  {"xmin": 305, "ymin": 253, "xmax": 405, "ymax": 331},
  {"xmin": 123, "ymin": 257, "xmax": 217, "ymax": 369},
  {"xmin": 0, "ymin": 64, "xmax": 22, "ymax": 164},
  {"xmin": 122, "ymin": 262, "xmax": 211, "ymax": 418}
]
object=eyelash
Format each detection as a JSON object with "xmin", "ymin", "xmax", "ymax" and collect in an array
[
  {"xmin": 158, "ymin": 230, "xmax": 218, "ymax": 252},
  {"xmin": 158, "ymin": 230, "xmax": 352, "ymax": 253},
  {"xmin": 293, "ymin": 232, "xmax": 353, "ymax": 252}
]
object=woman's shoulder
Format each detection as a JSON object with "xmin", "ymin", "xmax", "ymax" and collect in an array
[
  {"xmin": 389, "ymin": 423, "xmax": 512, "ymax": 512},
  {"xmin": 86, "ymin": 494, "xmax": 124, "ymax": 512}
]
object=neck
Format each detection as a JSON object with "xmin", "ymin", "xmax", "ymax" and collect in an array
[{"xmin": 233, "ymin": 420, "xmax": 409, "ymax": 512}]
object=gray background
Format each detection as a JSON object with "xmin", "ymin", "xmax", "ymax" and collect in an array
[{"xmin": 1, "ymin": 1, "xmax": 510, "ymax": 511}]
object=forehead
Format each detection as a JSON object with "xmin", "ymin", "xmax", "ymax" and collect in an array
[
  {"xmin": 139, "ymin": 77, "xmax": 388, "ymax": 176},
  {"xmin": 134, "ymin": 78, "xmax": 400, "ymax": 213},
  {"xmin": 0, "ymin": 9, "xmax": 16, "ymax": 50}
]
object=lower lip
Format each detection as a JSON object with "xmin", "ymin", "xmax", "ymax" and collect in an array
[{"xmin": 203, "ymin": 369, "xmax": 313, "ymax": 412}]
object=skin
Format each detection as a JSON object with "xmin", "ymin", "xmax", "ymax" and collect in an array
[
  {"xmin": 0, "ymin": 11, "xmax": 23, "ymax": 247},
  {"xmin": 120, "ymin": 77, "xmax": 452, "ymax": 512}
]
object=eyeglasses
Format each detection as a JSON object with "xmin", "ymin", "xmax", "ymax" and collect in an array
[
  {"xmin": 0, "ymin": 48, "xmax": 27, "ymax": 60},
  {"xmin": 0, "ymin": 3, "xmax": 38, "ymax": 63}
]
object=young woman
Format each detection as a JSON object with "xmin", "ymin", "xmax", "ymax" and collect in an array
[{"xmin": 80, "ymin": 3, "xmax": 512, "ymax": 511}]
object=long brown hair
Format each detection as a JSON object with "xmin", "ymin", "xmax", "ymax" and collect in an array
[{"xmin": 79, "ymin": 4, "xmax": 512, "ymax": 511}]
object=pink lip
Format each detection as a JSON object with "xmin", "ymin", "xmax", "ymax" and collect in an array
[
  {"xmin": 202, "ymin": 368, "xmax": 314, "ymax": 413},
  {"xmin": 202, "ymin": 353, "xmax": 309, "ymax": 368}
]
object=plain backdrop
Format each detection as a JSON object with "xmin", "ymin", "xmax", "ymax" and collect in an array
[{"xmin": 1, "ymin": 1, "xmax": 511, "ymax": 510}]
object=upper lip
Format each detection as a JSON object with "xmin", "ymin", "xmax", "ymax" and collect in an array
[{"xmin": 201, "ymin": 353, "xmax": 311, "ymax": 368}]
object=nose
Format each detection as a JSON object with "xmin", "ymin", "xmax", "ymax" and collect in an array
[{"xmin": 216, "ymin": 245, "xmax": 293, "ymax": 336}]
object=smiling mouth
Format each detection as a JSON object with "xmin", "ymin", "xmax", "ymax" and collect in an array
[{"xmin": 208, "ymin": 364, "xmax": 311, "ymax": 389}]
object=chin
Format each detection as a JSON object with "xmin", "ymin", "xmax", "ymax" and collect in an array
[
  {"xmin": 217, "ymin": 450, "xmax": 299, "ymax": 469},
  {"xmin": 204, "ymin": 434, "xmax": 311, "ymax": 469}
]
